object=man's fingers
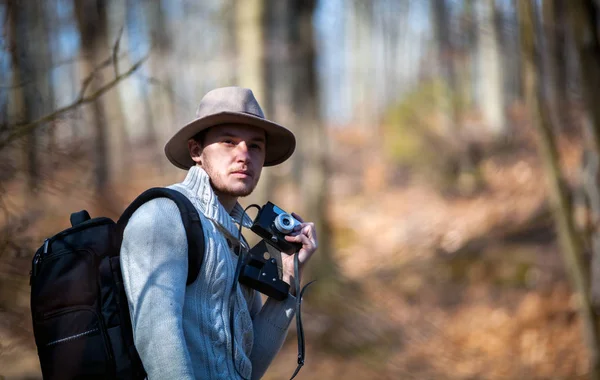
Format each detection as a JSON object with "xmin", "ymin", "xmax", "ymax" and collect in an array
[
  {"xmin": 284, "ymin": 233, "xmax": 310, "ymax": 247},
  {"xmin": 285, "ymin": 233, "xmax": 317, "ymax": 253},
  {"xmin": 292, "ymin": 212, "xmax": 305, "ymax": 223},
  {"xmin": 284, "ymin": 233, "xmax": 304, "ymax": 243},
  {"xmin": 295, "ymin": 223, "xmax": 316, "ymax": 242},
  {"xmin": 293, "ymin": 222, "xmax": 312, "ymax": 232}
]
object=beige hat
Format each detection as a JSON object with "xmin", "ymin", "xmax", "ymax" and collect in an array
[{"xmin": 164, "ymin": 86, "xmax": 296, "ymax": 169}]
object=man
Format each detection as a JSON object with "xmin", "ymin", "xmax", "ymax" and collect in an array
[{"xmin": 120, "ymin": 87, "xmax": 318, "ymax": 379}]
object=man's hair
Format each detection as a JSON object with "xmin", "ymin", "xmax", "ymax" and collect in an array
[{"xmin": 192, "ymin": 129, "xmax": 209, "ymax": 146}]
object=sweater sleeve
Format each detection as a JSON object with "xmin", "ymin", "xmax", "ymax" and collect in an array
[
  {"xmin": 248, "ymin": 291, "xmax": 296, "ymax": 379},
  {"xmin": 120, "ymin": 198, "xmax": 195, "ymax": 380}
]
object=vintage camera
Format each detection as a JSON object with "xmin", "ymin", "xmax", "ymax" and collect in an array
[
  {"xmin": 238, "ymin": 202, "xmax": 302, "ymax": 300},
  {"xmin": 250, "ymin": 202, "xmax": 302, "ymax": 254}
]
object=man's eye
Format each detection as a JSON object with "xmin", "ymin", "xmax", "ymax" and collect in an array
[
  {"xmin": 223, "ymin": 139, "xmax": 235, "ymax": 146},
  {"xmin": 250, "ymin": 144, "xmax": 263, "ymax": 150}
]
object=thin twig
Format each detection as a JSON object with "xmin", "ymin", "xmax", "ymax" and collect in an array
[
  {"xmin": 113, "ymin": 26, "xmax": 124, "ymax": 78},
  {"xmin": 136, "ymin": 73, "xmax": 193, "ymax": 109},
  {"xmin": 78, "ymin": 53, "xmax": 123, "ymax": 101}
]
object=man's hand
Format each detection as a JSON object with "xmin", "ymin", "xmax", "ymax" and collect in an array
[{"xmin": 281, "ymin": 213, "xmax": 318, "ymax": 296}]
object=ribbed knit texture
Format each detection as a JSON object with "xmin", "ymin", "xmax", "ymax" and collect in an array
[{"xmin": 120, "ymin": 166, "xmax": 296, "ymax": 379}]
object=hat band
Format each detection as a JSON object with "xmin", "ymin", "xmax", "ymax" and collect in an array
[{"xmin": 239, "ymin": 110, "xmax": 264, "ymax": 118}]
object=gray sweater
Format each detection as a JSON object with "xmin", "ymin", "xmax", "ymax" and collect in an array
[{"xmin": 120, "ymin": 166, "xmax": 296, "ymax": 379}]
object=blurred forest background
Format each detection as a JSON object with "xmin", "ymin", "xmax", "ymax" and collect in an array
[{"xmin": 2, "ymin": 0, "xmax": 600, "ymax": 379}]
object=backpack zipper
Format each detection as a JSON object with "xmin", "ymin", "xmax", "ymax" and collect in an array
[
  {"xmin": 46, "ymin": 327, "xmax": 100, "ymax": 347},
  {"xmin": 30, "ymin": 238, "xmax": 49, "ymax": 285}
]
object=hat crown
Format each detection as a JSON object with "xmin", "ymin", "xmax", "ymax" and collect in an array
[{"xmin": 196, "ymin": 87, "xmax": 265, "ymax": 120}]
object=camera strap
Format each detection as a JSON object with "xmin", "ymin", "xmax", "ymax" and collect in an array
[
  {"xmin": 290, "ymin": 253, "xmax": 316, "ymax": 380},
  {"xmin": 231, "ymin": 246, "xmax": 315, "ymax": 380}
]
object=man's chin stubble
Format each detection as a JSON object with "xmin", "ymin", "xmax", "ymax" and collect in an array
[{"xmin": 217, "ymin": 184, "xmax": 256, "ymax": 198}]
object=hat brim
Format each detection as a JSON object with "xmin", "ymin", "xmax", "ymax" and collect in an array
[{"xmin": 164, "ymin": 111, "xmax": 296, "ymax": 169}]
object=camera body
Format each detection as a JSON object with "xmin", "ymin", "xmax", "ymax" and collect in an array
[
  {"xmin": 250, "ymin": 202, "xmax": 302, "ymax": 255},
  {"xmin": 239, "ymin": 240, "xmax": 290, "ymax": 300},
  {"xmin": 238, "ymin": 202, "xmax": 302, "ymax": 300}
]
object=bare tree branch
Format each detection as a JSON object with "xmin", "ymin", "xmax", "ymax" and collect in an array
[
  {"xmin": 0, "ymin": 54, "xmax": 148, "ymax": 152},
  {"xmin": 0, "ymin": 51, "xmax": 136, "ymax": 90}
]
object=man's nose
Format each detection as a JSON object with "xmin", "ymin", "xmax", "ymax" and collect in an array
[{"xmin": 235, "ymin": 141, "xmax": 251, "ymax": 161}]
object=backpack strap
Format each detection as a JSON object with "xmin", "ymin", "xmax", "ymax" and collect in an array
[{"xmin": 117, "ymin": 187, "xmax": 205, "ymax": 285}]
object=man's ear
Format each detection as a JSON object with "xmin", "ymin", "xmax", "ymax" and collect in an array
[{"xmin": 188, "ymin": 139, "xmax": 202, "ymax": 165}]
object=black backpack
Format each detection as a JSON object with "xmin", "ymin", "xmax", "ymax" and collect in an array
[{"xmin": 29, "ymin": 187, "xmax": 205, "ymax": 380}]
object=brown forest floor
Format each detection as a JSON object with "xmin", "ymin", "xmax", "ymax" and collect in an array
[{"xmin": 0, "ymin": 128, "xmax": 591, "ymax": 380}]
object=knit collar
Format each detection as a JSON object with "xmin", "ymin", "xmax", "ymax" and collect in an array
[{"xmin": 179, "ymin": 165, "xmax": 254, "ymax": 241}]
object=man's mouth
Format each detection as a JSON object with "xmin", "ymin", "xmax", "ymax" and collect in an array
[{"xmin": 231, "ymin": 170, "xmax": 252, "ymax": 178}]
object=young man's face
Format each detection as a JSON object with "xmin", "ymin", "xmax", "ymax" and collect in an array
[{"xmin": 195, "ymin": 124, "xmax": 266, "ymax": 198}]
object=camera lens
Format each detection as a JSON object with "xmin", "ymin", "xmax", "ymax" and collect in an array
[{"xmin": 274, "ymin": 213, "xmax": 295, "ymax": 234}]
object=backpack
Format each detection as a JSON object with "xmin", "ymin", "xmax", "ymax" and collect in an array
[{"xmin": 29, "ymin": 187, "xmax": 205, "ymax": 380}]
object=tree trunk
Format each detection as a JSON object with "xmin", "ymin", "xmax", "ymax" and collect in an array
[
  {"xmin": 432, "ymin": 0, "xmax": 458, "ymax": 101},
  {"xmin": 568, "ymin": 1, "xmax": 600, "ymax": 153},
  {"xmin": 74, "ymin": 0, "xmax": 112, "ymax": 200},
  {"xmin": 289, "ymin": 0, "xmax": 336, "ymax": 290},
  {"xmin": 9, "ymin": 1, "xmax": 42, "ymax": 195},
  {"xmin": 142, "ymin": 0, "xmax": 176, "ymax": 173},
  {"xmin": 235, "ymin": 0, "xmax": 271, "ymax": 208},
  {"xmin": 126, "ymin": 0, "xmax": 157, "ymax": 164},
  {"xmin": 567, "ymin": 0, "xmax": 600, "ymax": 331},
  {"xmin": 4, "ymin": 0, "xmax": 20, "ymax": 182},
  {"xmin": 520, "ymin": 1, "xmax": 600, "ymax": 378},
  {"xmin": 261, "ymin": 0, "xmax": 336, "ymax": 294},
  {"xmin": 37, "ymin": 1, "xmax": 56, "ymax": 158},
  {"xmin": 74, "ymin": 0, "xmax": 126, "ymax": 201},
  {"xmin": 263, "ymin": 0, "xmax": 300, "ymax": 184},
  {"xmin": 547, "ymin": 0, "xmax": 570, "ymax": 131},
  {"xmin": 462, "ymin": 0, "xmax": 478, "ymax": 113},
  {"xmin": 477, "ymin": 0, "xmax": 505, "ymax": 135},
  {"xmin": 431, "ymin": 0, "xmax": 457, "ymax": 134}
]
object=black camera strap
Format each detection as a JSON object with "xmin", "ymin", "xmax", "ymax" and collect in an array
[{"xmin": 290, "ymin": 253, "xmax": 316, "ymax": 380}]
